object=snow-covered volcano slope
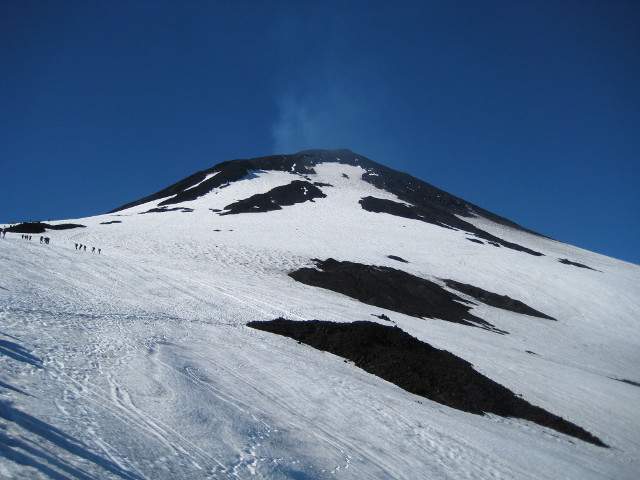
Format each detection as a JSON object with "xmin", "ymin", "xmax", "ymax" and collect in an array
[{"xmin": 1, "ymin": 149, "xmax": 639, "ymax": 479}]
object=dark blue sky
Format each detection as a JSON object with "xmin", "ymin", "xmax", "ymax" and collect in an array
[{"xmin": 2, "ymin": 1, "xmax": 638, "ymax": 263}]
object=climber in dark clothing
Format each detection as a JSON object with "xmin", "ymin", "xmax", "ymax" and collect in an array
[
  {"xmin": 91, "ymin": 247, "xmax": 95, "ymax": 253},
  {"xmin": 83, "ymin": 245, "xmax": 87, "ymax": 251},
  {"xmin": 75, "ymin": 243, "xmax": 78, "ymax": 250}
]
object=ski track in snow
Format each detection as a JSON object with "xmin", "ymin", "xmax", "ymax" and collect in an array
[{"xmin": 1, "ymin": 162, "xmax": 639, "ymax": 479}]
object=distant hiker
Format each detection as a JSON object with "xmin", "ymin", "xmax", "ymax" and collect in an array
[
  {"xmin": 29, "ymin": 235, "xmax": 32, "ymax": 241},
  {"xmin": 91, "ymin": 247, "xmax": 95, "ymax": 253},
  {"xmin": 45, "ymin": 237, "xmax": 50, "ymax": 245},
  {"xmin": 98, "ymin": 248, "xmax": 101, "ymax": 254},
  {"xmin": 40, "ymin": 236, "xmax": 44, "ymax": 244},
  {"xmin": 75, "ymin": 243, "xmax": 78, "ymax": 250},
  {"xmin": 83, "ymin": 245, "xmax": 86, "ymax": 251}
]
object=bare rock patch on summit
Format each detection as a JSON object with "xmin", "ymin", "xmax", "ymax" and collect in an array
[{"xmin": 220, "ymin": 180, "xmax": 326, "ymax": 215}]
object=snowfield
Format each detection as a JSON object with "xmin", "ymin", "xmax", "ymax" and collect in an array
[{"xmin": 1, "ymin": 158, "xmax": 639, "ymax": 479}]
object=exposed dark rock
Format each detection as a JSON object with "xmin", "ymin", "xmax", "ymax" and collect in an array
[
  {"xmin": 359, "ymin": 196, "xmax": 543, "ymax": 256},
  {"xmin": 442, "ymin": 279, "xmax": 556, "ymax": 320},
  {"xmin": 47, "ymin": 224, "xmax": 85, "ymax": 230},
  {"xmin": 526, "ymin": 350, "xmax": 538, "ymax": 355},
  {"xmin": 387, "ymin": 255, "xmax": 409, "ymax": 263},
  {"xmin": 248, "ymin": 319, "xmax": 606, "ymax": 447},
  {"xmin": 313, "ymin": 182, "xmax": 333, "ymax": 187},
  {"xmin": 220, "ymin": 181, "xmax": 326, "ymax": 215},
  {"xmin": 111, "ymin": 155, "xmax": 317, "ymax": 211},
  {"xmin": 289, "ymin": 258, "xmax": 506, "ymax": 333},
  {"xmin": 209, "ymin": 208, "xmax": 222, "ymax": 212},
  {"xmin": 100, "ymin": 220, "xmax": 122, "ymax": 225},
  {"xmin": 341, "ymin": 173, "xmax": 350, "ymax": 179},
  {"xmin": 139, "ymin": 207, "xmax": 193, "ymax": 214},
  {"xmin": 372, "ymin": 313, "xmax": 392, "ymax": 322},
  {"xmin": 559, "ymin": 258, "xmax": 599, "ymax": 271},
  {"xmin": 110, "ymin": 149, "xmax": 544, "ymax": 241},
  {"xmin": 48, "ymin": 224, "xmax": 85, "ymax": 230},
  {"xmin": 488, "ymin": 241, "xmax": 500, "ymax": 247},
  {"xmin": 360, "ymin": 195, "xmax": 443, "ymax": 225},
  {"xmin": 6, "ymin": 222, "xmax": 86, "ymax": 234},
  {"xmin": 467, "ymin": 238, "xmax": 484, "ymax": 244},
  {"xmin": 612, "ymin": 378, "xmax": 640, "ymax": 388}
]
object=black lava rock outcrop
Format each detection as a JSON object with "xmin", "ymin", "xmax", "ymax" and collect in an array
[
  {"xmin": 139, "ymin": 207, "xmax": 193, "ymax": 214},
  {"xmin": 111, "ymin": 154, "xmax": 317, "ymax": 211},
  {"xmin": 248, "ymin": 319, "xmax": 606, "ymax": 447},
  {"xmin": 220, "ymin": 181, "xmax": 326, "ymax": 215},
  {"xmin": 359, "ymin": 196, "xmax": 542, "ymax": 256},
  {"xmin": 289, "ymin": 258, "xmax": 505, "ymax": 333},
  {"xmin": 613, "ymin": 378, "xmax": 640, "ymax": 388},
  {"xmin": 110, "ymin": 149, "xmax": 543, "ymax": 242},
  {"xmin": 442, "ymin": 279, "xmax": 556, "ymax": 320},
  {"xmin": 559, "ymin": 258, "xmax": 599, "ymax": 271},
  {"xmin": 6, "ymin": 222, "xmax": 86, "ymax": 233}
]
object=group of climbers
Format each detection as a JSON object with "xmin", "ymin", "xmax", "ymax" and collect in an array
[
  {"xmin": 75, "ymin": 243, "xmax": 101, "ymax": 254},
  {"xmin": 0, "ymin": 229, "xmax": 103, "ymax": 254}
]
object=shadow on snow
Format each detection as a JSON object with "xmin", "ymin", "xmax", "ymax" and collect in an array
[{"xmin": 0, "ymin": 400, "xmax": 143, "ymax": 480}]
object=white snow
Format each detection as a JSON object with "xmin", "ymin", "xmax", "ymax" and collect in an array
[
  {"xmin": 183, "ymin": 172, "xmax": 220, "ymax": 191},
  {"xmin": 1, "ymin": 162, "xmax": 639, "ymax": 479}
]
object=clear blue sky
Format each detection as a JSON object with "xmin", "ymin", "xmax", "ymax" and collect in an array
[{"xmin": 1, "ymin": 1, "xmax": 638, "ymax": 263}]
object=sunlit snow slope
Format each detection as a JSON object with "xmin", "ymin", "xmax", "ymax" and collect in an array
[{"xmin": 1, "ymin": 150, "xmax": 639, "ymax": 479}]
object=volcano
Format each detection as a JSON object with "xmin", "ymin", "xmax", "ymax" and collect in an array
[{"xmin": 1, "ymin": 149, "xmax": 638, "ymax": 479}]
